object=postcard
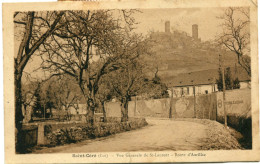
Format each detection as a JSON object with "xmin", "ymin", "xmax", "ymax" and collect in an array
[{"xmin": 3, "ymin": 0, "xmax": 259, "ymax": 163}]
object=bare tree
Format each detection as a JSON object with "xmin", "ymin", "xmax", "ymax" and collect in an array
[
  {"xmin": 14, "ymin": 11, "xmax": 65, "ymax": 153},
  {"xmin": 41, "ymin": 10, "xmax": 140, "ymax": 124},
  {"xmin": 218, "ymin": 7, "xmax": 251, "ymax": 76},
  {"xmin": 108, "ymin": 59, "xmax": 145, "ymax": 122},
  {"xmin": 21, "ymin": 74, "xmax": 67, "ymax": 122},
  {"xmin": 21, "ymin": 78, "xmax": 40, "ymax": 115},
  {"xmin": 48, "ymin": 76, "xmax": 81, "ymax": 121}
]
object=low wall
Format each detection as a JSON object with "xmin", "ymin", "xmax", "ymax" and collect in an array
[
  {"xmin": 22, "ymin": 117, "xmax": 148, "ymax": 147},
  {"xmin": 23, "ymin": 120, "xmax": 86, "ymax": 146},
  {"xmin": 45, "ymin": 118, "xmax": 148, "ymax": 146},
  {"xmin": 21, "ymin": 125, "xmax": 38, "ymax": 147}
]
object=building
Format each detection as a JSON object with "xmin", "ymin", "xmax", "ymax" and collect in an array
[
  {"xmin": 192, "ymin": 24, "xmax": 198, "ymax": 40},
  {"xmin": 165, "ymin": 21, "xmax": 170, "ymax": 33},
  {"xmin": 167, "ymin": 67, "xmax": 251, "ymax": 98}
]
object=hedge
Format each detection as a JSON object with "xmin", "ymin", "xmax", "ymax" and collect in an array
[{"xmin": 45, "ymin": 117, "xmax": 148, "ymax": 146}]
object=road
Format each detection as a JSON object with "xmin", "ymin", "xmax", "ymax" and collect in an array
[{"xmin": 34, "ymin": 118, "xmax": 209, "ymax": 153}]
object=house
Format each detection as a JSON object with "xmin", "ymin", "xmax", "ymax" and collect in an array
[{"xmin": 166, "ymin": 67, "xmax": 250, "ymax": 98}]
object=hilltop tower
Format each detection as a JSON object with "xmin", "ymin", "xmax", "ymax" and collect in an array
[
  {"xmin": 165, "ymin": 21, "xmax": 170, "ymax": 33},
  {"xmin": 192, "ymin": 24, "xmax": 198, "ymax": 40}
]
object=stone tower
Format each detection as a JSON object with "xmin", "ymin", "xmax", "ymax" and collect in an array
[
  {"xmin": 165, "ymin": 21, "xmax": 170, "ymax": 33},
  {"xmin": 192, "ymin": 24, "xmax": 198, "ymax": 40}
]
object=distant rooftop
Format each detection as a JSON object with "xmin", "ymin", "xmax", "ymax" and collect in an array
[{"xmin": 166, "ymin": 67, "xmax": 250, "ymax": 87}]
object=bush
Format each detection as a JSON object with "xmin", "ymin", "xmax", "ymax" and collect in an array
[{"xmin": 45, "ymin": 118, "xmax": 147, "ymax": 146}]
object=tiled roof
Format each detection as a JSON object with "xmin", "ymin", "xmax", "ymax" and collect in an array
[{"xmin": 166, "ymin": 67, "xmax": 250, "ymax": 87}]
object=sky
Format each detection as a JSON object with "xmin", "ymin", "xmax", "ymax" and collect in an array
[
  {"xmin": 132, "ymin": 8, "xmax": 226, "ymax": 41},
  {"xmin": 18, "ymin": 7, "xmax": 228, "ymax": 80}
]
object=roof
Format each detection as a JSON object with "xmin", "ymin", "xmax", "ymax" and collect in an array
[{"xmin": 166, "ymin": 67, "xmax": 250, "ymax": 87}]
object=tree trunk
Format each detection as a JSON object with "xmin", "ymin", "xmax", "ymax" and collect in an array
[
  {"xmin": 101, "ymin": 101, "xmax": 107, "ymax": 122},
  {"xmin": 15, "ymin": 68, "xmax": 24, "ymax": 153},
  {"xmin": 14, "ymin": 11, "xmax": 65, "ymax": 153},
  {"xmin": 86, "ymin": 98, "xmax": 95, "ymax": 125},
  {"xmin": 50, "ymin": 107, "xmax": 52, "ymax": 118},
  {"xmin": 121, "ymin": 97, "xmax": 129, "ymax": 122},
  {"xmin": 88, "ymin": 106, "xmax": 94, "ymax": 124},
  {"xmin": 43, "ymin": 104, "xmax": 46, "ymax": 119}
]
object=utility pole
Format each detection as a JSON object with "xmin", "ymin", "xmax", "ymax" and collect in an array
[
  {"xmin": 169, "ymin": 88, "xmax": 173, "ymax": 118},
  {"xmin": 134, "ymin": 96, "xmax": 137, "ymax": 117},
  {"xmin": 220, "ymin": 54, "xmax": 227, "ymax": 128},
  {"xmin": 192, "ymin": 81, "xmax": 196, "ymax": 118}
]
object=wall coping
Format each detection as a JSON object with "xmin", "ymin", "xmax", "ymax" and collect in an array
[{"xmin": 23, "ymin": 121, "xmax": 85, "ymax": 126}]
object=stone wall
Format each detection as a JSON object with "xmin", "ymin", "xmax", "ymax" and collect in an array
[
  {"xmin": 105, "ymin": 89, "xmax": 250, "ymax": 121},
  {"xmin": 195, "ymin": 94, "xmax": 217, "ymax": 120},
  {"xmin": 132, "ymin": 98, "xmax": 170, "ymax": 117},
  {"xmin": 216, "ymin": 88, "xmax": 251, "ymax": 147},
  {"xmin": 105, "ymin": 94, "xmax": 217, "ymax": 119},
  {"xmin": 216, "ymin": 88, "xmax": 251, "ymax": 119}
]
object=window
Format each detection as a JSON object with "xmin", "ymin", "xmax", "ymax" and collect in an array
[{"xmin": 205, "ymin": 90, "xmax": 208, "ymax": 94}]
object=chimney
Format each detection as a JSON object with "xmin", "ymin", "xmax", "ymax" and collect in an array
[
  {"xmin": 192, "ymin": 24, "xmax": 198, "ymax": 40},
  {"xmin": 165, "ymin": 21, "xmax": 170, "ymax": 33}
]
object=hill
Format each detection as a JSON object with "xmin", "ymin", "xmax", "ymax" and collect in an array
[{"xmin": 146, "ymin": 31, "xmax": 243, "ymax": 84}]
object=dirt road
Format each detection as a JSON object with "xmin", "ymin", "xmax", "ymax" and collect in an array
[{"xmin": 33, "ymin": 118, "xmax": 210, "ymax": 153}]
